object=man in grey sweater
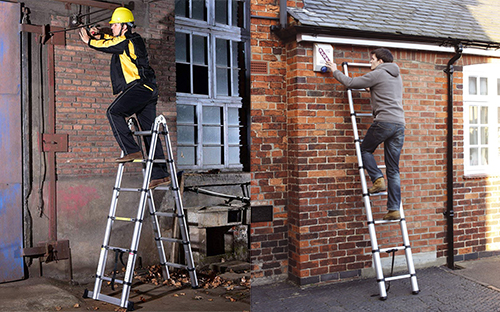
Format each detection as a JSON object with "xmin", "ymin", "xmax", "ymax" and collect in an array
[{"xmin": 326, "ymin": 48, "xmax": 404, "ymax": 220}]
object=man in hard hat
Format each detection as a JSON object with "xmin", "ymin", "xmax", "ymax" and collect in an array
[
  {"xmin": 79, "ymin": 7, "xmax": 169, "ymax": 189},
  {"xmin": 326, "ymin": 48, "xmax": 405, "ymax": 221}
]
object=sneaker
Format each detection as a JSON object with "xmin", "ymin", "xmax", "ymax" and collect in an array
[
  {"xmin": 368, "ymin": 177, "xmax": 386, "ymax": 194},
  {"xmin": 149, "ymin": 177, "xmax": 171, "ymax": 189},
  {"xmin": 383, "ymin": 210, "xmax": 401, "ymax": 220},
  {"xmin": 115, "ymin": 151, "xmax": 142, "ymax": 163}
]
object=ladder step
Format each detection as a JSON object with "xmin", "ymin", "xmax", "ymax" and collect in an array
[
  {"xmin": 85, "ymin": 291, "xmax": 123, "ymax": 307},
  {"xmin": 355, "ymin": 112, "xmax": 373, "ymax": 117},
  {"xmin": 345, "ymin": 62, "xmax": 371, "ymax": 67},
  {"xmin": 154, "ymin": 211, "xmax": 176, "ymax": 218},
  {"xmin": 380, "ymin": 246, "xmax": 406, "ymax": 253},
  {"xmin": 104, "ymin": 246, "xmax": 130, "ymax": 253},
  {"xmin": 374, "ymin": 219, "xmax": 400, "ymax": 225},
  {"xmin": 165, "ymin": 262, "xmax": 189, "ymax": 270},
  {"xmin": 385, "ymin": 274, "xmax": 412, "ymax": 282},
  {"xmin": 99, "ymin": 276, "xmax": 124, "ymax": 284},
  {"xmin": 117, "ymin": 187, "xmax": 143, "ymax": 192},
  {"xmin": 112, "ymin": 216, "xmax": 136, "ymax": 222},
  {"xmin": 369, "ymin": 191, "xmax": 388, "ymax": 196},
  {"xmin": 158, "ymin": 237, "xmax": 186, "ymax": 244}
]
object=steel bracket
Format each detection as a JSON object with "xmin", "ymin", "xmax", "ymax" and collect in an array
[{"xmin": 40, "ymin": 133, "xmax": 68, "ymax": 152}]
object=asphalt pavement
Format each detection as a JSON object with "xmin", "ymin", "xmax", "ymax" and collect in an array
[{"xmin": 251, "ymin": 256, "xmax": 500, "ymax": 312}]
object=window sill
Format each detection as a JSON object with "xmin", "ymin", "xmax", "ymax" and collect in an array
[{"xmin": 464, "ymin": 172, "xmax": 500, "ymax": 179}]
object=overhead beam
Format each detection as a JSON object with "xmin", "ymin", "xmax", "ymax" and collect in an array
[{"xmin": 52, "ymin": 0, "xmax": 122, "ymax": 10}]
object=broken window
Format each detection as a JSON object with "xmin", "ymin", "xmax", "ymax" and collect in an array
[{"xmin": 175, "ymin": 0, "xmax": 248, "ymax": 169}]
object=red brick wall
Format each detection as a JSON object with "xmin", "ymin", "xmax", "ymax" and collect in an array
[
  {"xmin": 53, "ymin": 2, "xmax": 176, "ymax": 176},
  {"xmin": 250, "ymin": 1, "xmax": 289, "ymax": 281}
]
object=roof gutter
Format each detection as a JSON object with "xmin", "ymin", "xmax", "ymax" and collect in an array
[{"xmin": 297, "ymin": 34, "xmax": 500, "ymax": 57}]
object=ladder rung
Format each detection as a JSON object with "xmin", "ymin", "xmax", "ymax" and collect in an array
[
  {"xmin": 380, "ymin": 246, "xmax": 406, "ymax": 253},
  {"xmin": 85, "ymin": 291, "xmax": 122, "ymax": 307},
  {"xmin": 355, "ymin": 113, "xmax": 372, "ymax": 117},
  {"xmin": 165, "ymin": 262, "xmax": 189, "ymax": 270},
  {"xmin": 369, "ymin": 191, "xmax": 388, "ymax": 196},
  {"xmin": 385, "ymin": 274, "xmax": 411, "ymax": 282},
  {"xmin": 99, "ymin": 276, "xmax": 124, "ymax": 284},
  {"xmin": 105, "ymin": 246, "xmax": 130, "ymax": 253},
  {"xmin": 113, "ymin": 216, "xmax": 136, "ymax": 222},
  {"xmin": 374, "ymin": 219, "xmax": 400, "ymax": 225},
  {"xmin": 117, "ymin": 187, "xmax": 142, "ymax": 192},
  {"xmin": 158, "ymin": 237, "xmax": 185, "ymax": 244},
  {"xmin": 133, "ymin": 130, "xmax": 169, "ymax": 136},
  {"xmin": 345, "ymin": 62, "xmax": 371, "ymax": 67},
  {"xmin": 154, "ymin": 211, "xmax": 176, "ymax": 217},
  {"xmin": 377, "ymin": 165, "xmax": 386, "ymax": 169}
]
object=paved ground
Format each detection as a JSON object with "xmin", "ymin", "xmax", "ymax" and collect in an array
[
  {"xmin": 251, "ymin": 256, "xmax": 500, "ymax": 312},
  {"xmin": 0, "ymin": 269, "xmax": 250, "ymax": 312}
]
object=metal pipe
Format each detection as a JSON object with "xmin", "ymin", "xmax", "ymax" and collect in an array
[
  {"xmin": 444, "ymin": 43, "xmax": 462, "ymax": 269},
  {"xmin": 47, "ymin": 43, "xmax": 57, "ymax": 242},
  {"xmin": 279, "ymin": 0, "xmax": 287, "ymax": 28}
]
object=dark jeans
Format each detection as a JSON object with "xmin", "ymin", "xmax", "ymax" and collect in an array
[
  {"xmin": 361, "ymin": 121, "xmax": 405, "ymax": 211},
  {"xmin": 106, "ymin": 82, "xmax": 168, "ymax": 180}
]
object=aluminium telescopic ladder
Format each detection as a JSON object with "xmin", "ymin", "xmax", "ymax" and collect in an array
[
  {"xmin": 83, "ymin": 115, "xmax": 198, "ymax": 311},
  {"xmin": 342, "ymin": 62, "xmax": 419, "ymax": 300}
]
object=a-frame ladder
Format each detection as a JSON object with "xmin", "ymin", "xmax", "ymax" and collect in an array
[
  {"xmin": 342, "ymin": 62, "xmax": 419, "ymax": 300},
  {"xmin": 84, "ymin": 115, "xmax": 198, "ymax": 310}
]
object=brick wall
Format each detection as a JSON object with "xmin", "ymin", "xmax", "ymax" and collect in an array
[
  {"xmin": 53, "ymin": 2, "xmax": 176, "ymax": 176},
  {"xmin": 250, "ymin": 0, "xmax": 289, "ymax": 282}
]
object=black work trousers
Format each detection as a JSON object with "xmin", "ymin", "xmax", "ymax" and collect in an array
[{"xmin": 106, "ymin": 82, "xmax": 168, "ymax": 180}]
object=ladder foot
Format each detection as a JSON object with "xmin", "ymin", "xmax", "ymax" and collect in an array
[
  {"xmin": 412, "ymin": 290, "xmax": 420, "ymax": 295},
  {"xmin": 127, "ymin": 301, "xmax": 135, "ymax": 311},
  {"xmin": 379, "ymin": 296, "xmax": 387, "ymax": 301},
  {"xmin": 82, "ymin": 289, "xmax": 89, "ymax": 299}
]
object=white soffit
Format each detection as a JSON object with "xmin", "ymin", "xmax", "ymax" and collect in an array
[{"xmin": 297, "ymin": 34, "xmax": 500, "ymax": 57}]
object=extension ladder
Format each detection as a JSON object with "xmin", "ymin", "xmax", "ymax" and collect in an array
[
  {"xmin": 342, "ymin": 62, "xmax": 419, "ymax": 300},
  {"xmin": 84, "ymin": 115, "xmax": 198, "ymax": 310}
]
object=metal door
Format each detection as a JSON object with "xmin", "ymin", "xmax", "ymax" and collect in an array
[{"xmin": 0, "ymin": 1, "xmax": 23, "ymax": 283}]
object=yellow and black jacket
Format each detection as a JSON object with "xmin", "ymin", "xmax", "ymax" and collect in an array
[{"xmin": 88, "ymin": 31, "xmax": 156, "ymax": 95}]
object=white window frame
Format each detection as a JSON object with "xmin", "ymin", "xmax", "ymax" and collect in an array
[
  {"xmin": 463, "ymin": 63, "xmax": 500, "ymax": 175},
  {"xmin": 175, "ymin": 0, "xmax": 247, "ymax": 170}
]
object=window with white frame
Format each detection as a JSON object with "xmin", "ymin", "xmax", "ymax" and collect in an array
[
  {"xmin": 175, "ymin": 0, "xmax": 249, "ymax": 170},
  {"xmin": 463, "ymin": 63, "xmax": 500, "ymax": 174}
]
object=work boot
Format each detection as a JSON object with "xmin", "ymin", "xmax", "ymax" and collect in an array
[
  {"xmin": 115, "ymin": 151, "xmax": 142, "ymax": 163},
  {"xmin": 383, "ymin": 210, "xmax": 401, "ymax": 220},
  {"xmin": 149, "ymin": 176, "xmax": 171, "ymax": 189},
  {"xmin": 368, "ymin": 177, "xmax": 386, "ymax": 194}
]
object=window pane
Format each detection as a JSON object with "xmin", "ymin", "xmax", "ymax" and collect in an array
[
  {"xmin": 193, "ymin": 65, "xmax": 208, "ymax": 94},
  {"xmin": 470, "ymin": 127, "xmax": 478, "ymax": 145},
  {"xmin": 216, "ymin": 39, "xmax": 229, "ymax": 66},
  {"xmin": 178, "ymin": 146, "xmax": 196, "ymax": 165},
  {"xmin": 204, "ymin": 147, "xmax": 222, "ymax": 165},
  {"xmin": 178, "ymin": 105, "xmax": 196, "ymax": 123},
  {"xmin": 203, "ymin": 126, "xmax": 222, "ymax": 144},
  {"xmin": 480, "ymin": 106, "xmax": 488, "ymax": 124},
  {"xmin": 232, "ymin": 0, "xmax": 243, "ymax": 27},
  {"xmin": 203, "ymin": 107, "xmax": 221, "ymax": 124},
  {"xmin": 176, "ymin": 63, "xmax": 191, "ymax": 93},
  {"xmin": 228, "ymin": 108, "xmax": 239, "ymax": 125},
  {"xmin": 469, "ymin": 77, "xmax": 477, "ymax": 95},
  {"xmin": 178, "ymin": 125, "xmax": 196, "ymax": 144},
  {"xmin": 216, "ymin": 68, "xmax": 229, "ymax": 96},
  {"xmin": 480, "ymin": 77, "xmax": 488, "ymax": 95},
  {"xmin": 228, "ymin": 127, "xmax": 239, "ymax": 144},
  {"xmin": 193, "ymin": 36, "xmax": 207, "ymax": 65},
  {"xmin": 469, "ymin": 106, "xmax": 478, "ymax": 124},
  {"xmin": 175, "ymin": 0, "xmax": 188, "ymax": 17},
  {"xmin": 228, "ymin": 146, "xmax": 240, "ymax": 164},
  {"xmin": 176, "ymin": 33, "xmax": 189, "ymax": 63},
  {"xmin": 215, "ymin": 0, "xmax": 228, "ymax": 24},
  {"xmin": 481, "ymin": 147, "xmax": 489, "ymax": 165},
  {"xmin": 481, "ymin": 127, "xmax": 489, "ymax": 144},
  {"xmin": 192, "ymin": 0, "xmax": 206, "ymax": 21},
  {"xmin": 470, "ymin": 148, "xmax": 478, "ymax": 166}
]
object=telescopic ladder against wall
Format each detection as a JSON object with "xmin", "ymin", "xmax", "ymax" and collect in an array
[
  {"xmin": 83, "ymin": 115, "xmax": 198, "ymax": 311},
  {"xmin": 342, "ymin": 62, "xmax": 419, "ymax": 300}
]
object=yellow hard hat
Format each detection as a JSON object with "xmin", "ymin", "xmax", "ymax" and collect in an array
[{"xmin": 109, "ymin": 7, "xmax": 134, "ymax": 24}]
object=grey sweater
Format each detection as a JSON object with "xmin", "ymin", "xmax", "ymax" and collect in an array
[{"xmin": 332, "ymin": 63, "xmax": 404, "ymax": 125}]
